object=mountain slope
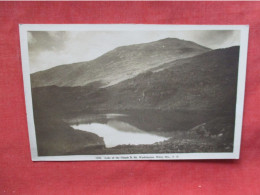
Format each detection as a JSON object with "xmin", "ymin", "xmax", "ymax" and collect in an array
[
  {"xmin": 31, "ymin": 38, "xmax": 210, "ymax": 88},
  {"xmin": 32, "ymin": 46, "xmax": 239, "ymax": 114},
  {"xmin": 103, "ymin": 46, "xmax": 239, "ymax": 111},
  {"xmin": 31, "ymin": 46, "xmax": 239, "ymax": 155}
]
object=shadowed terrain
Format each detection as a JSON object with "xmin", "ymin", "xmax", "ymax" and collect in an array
[
  {"xmin": 30, "ymin": 39, "xmax": 239, "ymax": 156},
  {"xmin": 31, "ymin": 38, "xmax": 210, "ymax": 88}
]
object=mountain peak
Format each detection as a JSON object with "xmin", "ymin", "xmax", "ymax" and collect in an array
[
  {"xmin": 31, "ymin": 38, "xmax": 211, "ymax": 88},
  {"xmin": 151, "ymin": 37, "xmax": 211, "ymax": 51},
  {"xmin": 159, "ymin": 37, "xmax": 180, "ymax": 41}
]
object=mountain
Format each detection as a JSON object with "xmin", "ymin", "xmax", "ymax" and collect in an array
[
  {"xmin": 32, "ymin": 46, "xmax": 239, "ymax": 116},
  {"xmin": 103, "ymin": 46, "xmax": 239, "ymax": 111},
  {"xmin": 31, "ymin": 46, "xmax": 239, "ymax": 155},
  {"xmin": 31, "ymin": 38, "xmax": 210, "ymax": 88}
]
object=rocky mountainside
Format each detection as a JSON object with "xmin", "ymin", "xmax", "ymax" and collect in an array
[
  {"xmin": 31, "ymin": 38, "xmax": 210, "ymax": 88},
  {"xmin": 31, "ymin": 46, "xmax": 239, "ymax": 155},
  {"xmin": 32, "ymin": 46, "xmax": 239, "ymax": 115},
  {"xmin": 100, "ymin": 46, "xmax": 239, "ymax": 111}
]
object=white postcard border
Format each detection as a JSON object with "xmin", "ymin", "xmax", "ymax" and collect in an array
[{"xmin": 19, "ymin": 24, "xmax": 249, "ymax": 161}]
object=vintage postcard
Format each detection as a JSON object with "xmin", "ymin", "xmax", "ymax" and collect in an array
[{"xmin": 19, "ymin": 24, "xmax": 249, "ymax": 161}]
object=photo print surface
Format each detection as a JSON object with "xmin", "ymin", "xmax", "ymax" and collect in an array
[{"xmin": 20, "ymin": 25, "xmax": 249, "ymax": 160}]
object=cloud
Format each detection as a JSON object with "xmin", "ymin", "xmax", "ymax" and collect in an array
[
  {"xmin": 191, "ymin": 30, "xmax": 240, "ymax": 49},
  {"xmin": 28, "ymin": 30, "xmax": 240, "ymax": 73},
  {"xmin": 27, "ymin": 32, "xmax": 36, "ymax": 44}
]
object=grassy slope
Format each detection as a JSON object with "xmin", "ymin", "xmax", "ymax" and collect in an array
[
  {"xmin": 31, "ymin": 46, "xmax": 239, "ymax": 155},
  {"xmin": 31, "ymin": 38, "xmax": 210, "ymax": 88},
  {"xmin": 104, "ymin": 46, "xmax": 239, "ymax": 111}
]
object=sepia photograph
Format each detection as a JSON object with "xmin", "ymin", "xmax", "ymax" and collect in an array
[{"xmin": 19, "ymin": 25, "xmax": 248, "ymax": 160}]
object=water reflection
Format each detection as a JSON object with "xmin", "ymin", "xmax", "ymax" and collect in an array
[{"xmin": 71, "ymin": 121, "xmax": 169, "ymax": 148}]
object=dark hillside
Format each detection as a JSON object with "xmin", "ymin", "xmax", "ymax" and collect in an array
[
  {"xmin": 103, "ymin": 46, "xmax": 239, "ymax": 111},
  {"xmin": 31, "ymin": 38, "xmax": 210, "ymax": 88},
  {"xmin": 31, "ymin": 46, "xmax": 239, "ymax": 155}
]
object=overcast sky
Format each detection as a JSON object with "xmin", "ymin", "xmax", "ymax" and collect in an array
[{"xmin": 28, "ymin": 30, "xmax": 240, "ymax": 73}]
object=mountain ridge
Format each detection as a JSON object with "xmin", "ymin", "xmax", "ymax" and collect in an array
[
  {"xmin": 102, "ymin": 46, "xmax": 240, "ymax": 111},
  {"xmin": 31, "ymin": 38, "xmax": 211, "ymax": 88},
  {"xmin": 31, "ymin": 46, "xmax": 239, "ymax": 155},
  {"xmin": 32, "ymin": 46, "xmax": 239, "ymax": 114}
]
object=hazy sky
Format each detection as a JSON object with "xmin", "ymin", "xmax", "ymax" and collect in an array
[{"xmin": 28, "ymin": 30, "xmax": 240, "ymax": 73}]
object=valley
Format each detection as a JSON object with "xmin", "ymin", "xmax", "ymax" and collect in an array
[{"xmin": 30, "ymin": 38, "xmax": 239, "ymax": 156}]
